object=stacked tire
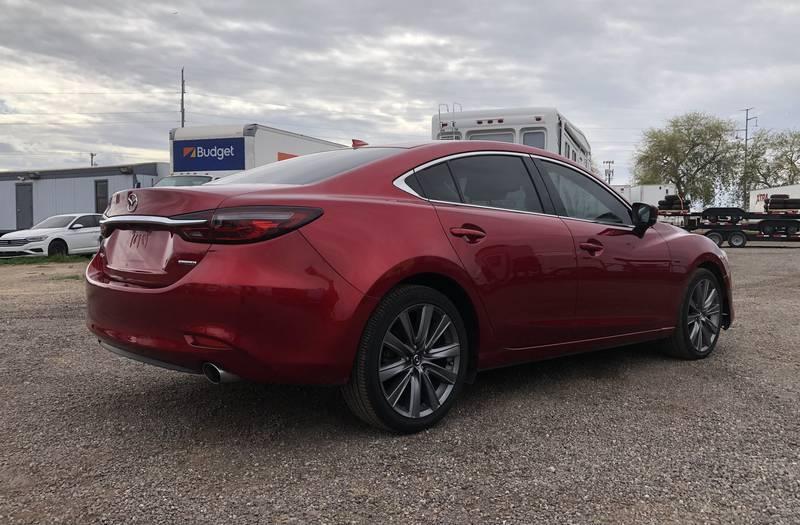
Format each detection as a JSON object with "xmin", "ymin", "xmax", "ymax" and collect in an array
[
  {"xmin": 765, "ymin": 194, "xmax": 800, "ymax": 211},
  {"xmin": 657, "ymin": 194, "xmax": 691, "ymax": 211}
]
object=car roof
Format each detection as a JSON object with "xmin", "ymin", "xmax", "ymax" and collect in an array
[{"xmin": 361, "ymin": 140, "xmax": 589, "ymax": 172}]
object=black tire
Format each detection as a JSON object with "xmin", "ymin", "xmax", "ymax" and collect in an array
[
  {"xmin": 47, "ymin": 239, "xmax": 68, "ymax": 256},
  {"xmin": 705, "ymin": 232, "xmax": 723, "ymax": 246},
  {"xmin": 661, "ymin": 268, "xmax": 723, "ymax": 359},
  {"xmin": 770, "ymin": 194, "xmax": 790, "ymax": 199},
  {"xmin": 657, "ymin": 200, "xmax": 668, "ymax": 207},
  {"xmin": 707, "ymin": 216, "xmax": 718, "ymax": 224},
  {"xmin": 761, "ymin": 223, "xmax": 776, "ymax": 235},
  {"xmin": 342, "ymin": 285, "xmax": 469, "ymax": 433},
  {"xmin": 728, "ymin": 231, "xmax": 747, "ymax": 248},
  {"xmin": 786, "ymin": 223, "xmax": 799, "ymax": 236},
  {"xmin": 665, "ymin": 195, "xmax": 680, "ymax": 203}
]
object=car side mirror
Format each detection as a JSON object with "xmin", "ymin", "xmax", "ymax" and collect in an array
[
  {"xmin": 71, "ymin": 223, "xmax": 84, "ymax": 229},
  {"xmin": 631, "ymin": 202, "xmax": 657, "ymax": 235}
]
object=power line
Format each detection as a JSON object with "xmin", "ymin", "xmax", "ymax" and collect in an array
[
  {"xmin": 0, "ymin": 119, "xmax": 180, "ymax": 126},
  {"xmin": 0, "ymin": 90, "xmax": 179, "ymax": 95},
  {"xmin": 0, "ymin": 110, "xmax": 178, "ymax": 116},
  {"xmin": 0, "ymin": 150, "xmax": 165, "ymax": 158}
]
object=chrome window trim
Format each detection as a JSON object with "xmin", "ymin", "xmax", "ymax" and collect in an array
[
  {"xmin": 100, "ymin": 215, "xmax": 208, "ymax": 226},
  {"xmin": 391, "ymin": 151, "xmax": 634, "ymax": 228}
]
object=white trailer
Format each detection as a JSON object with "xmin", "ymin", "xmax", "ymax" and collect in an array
[
  {"xmin": 612, "ymin": 184, "xmax": 679, "ymax": 207},
  {"xmin": 432, "ymin": 107, "xmax": 593, "ymax": 171},
  {"xmin": 749, "ymin": 184, "xmax": 800, "ymax": 212},
  {"xmin": 169, "ymin": 124, "xmax": 347, "ymax": 180}
]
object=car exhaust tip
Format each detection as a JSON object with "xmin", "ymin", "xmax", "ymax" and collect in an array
[{"xmin": 201, "ymin": 362, "xmax": 240, "ymax": 384}]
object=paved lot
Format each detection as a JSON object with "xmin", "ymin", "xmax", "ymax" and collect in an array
[{"xmin": 1, "ymin": 245, "xmax": 798, "ymax": 524}]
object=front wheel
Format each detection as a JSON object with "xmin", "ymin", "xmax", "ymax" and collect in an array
[
  {"xmin": 47, "ymin": 239, "xmax": 68, "ymax": 257},
  {"xmin": 661, "ymin": 269, "xmax": 723, "ymax": 359},
  {"xmin": 343, "ymin": 285, "xmax": 468, "ymax": 433}
]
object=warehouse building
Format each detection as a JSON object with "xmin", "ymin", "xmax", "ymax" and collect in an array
[{"xmin": 0, "ymin": 162, "xmax": 168, "ymax": 234}]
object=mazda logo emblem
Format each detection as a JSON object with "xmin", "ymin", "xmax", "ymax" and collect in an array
[{"xmin": 126, "ymin": 193, "xmax": 138, "ymax": 212}]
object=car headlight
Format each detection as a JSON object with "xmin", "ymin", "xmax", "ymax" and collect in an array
[{"xmin": 25, "ymin": 236, "xmax": 46, "ymax": 242}]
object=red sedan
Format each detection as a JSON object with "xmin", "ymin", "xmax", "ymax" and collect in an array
[{"xmin": 86, "ymin": 141, "xmax": 733, "ymax": 433}]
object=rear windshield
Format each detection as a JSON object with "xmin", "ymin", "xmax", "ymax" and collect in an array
[
  {"xmin": 155, "ymin": 175, "xmax": 212, "ymax": 187},
  {"xmin": 33, "ymin": 216, "xmax": 75, "ymax": 229},
  {"xmin": 210, "ymin": 148, "xmax": 401, "ymax": 185}
]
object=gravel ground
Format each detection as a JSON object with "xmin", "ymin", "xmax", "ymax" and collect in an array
[{"xmin": 0, "ymin": 245, "xmax": 798, "ymax": 524}]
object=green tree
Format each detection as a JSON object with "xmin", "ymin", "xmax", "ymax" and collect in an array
[
  {"xmin": 633, "ymin": 113, "xmax": 739, "ymax": 206},
  {"xmin": 739, "ymin": 129, "xmax": 800, "ymax": 204},
  {"xmin": 771, "ymin": 130, "xmax": 800, "ymax": 186}
]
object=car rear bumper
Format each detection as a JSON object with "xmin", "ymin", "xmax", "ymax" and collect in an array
[{"xmin": 86, "ymin": 231, "xmax": 376, "ymax": 385}]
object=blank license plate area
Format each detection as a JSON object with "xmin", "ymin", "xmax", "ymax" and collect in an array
[{"xmin": 106, "ymin": 229, "xmax": 174, "ymax": 273}]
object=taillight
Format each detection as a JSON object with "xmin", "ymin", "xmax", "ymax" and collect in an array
[{"xmin": 173, "ymin": 206, "xmax": 322, "ymax": 244}]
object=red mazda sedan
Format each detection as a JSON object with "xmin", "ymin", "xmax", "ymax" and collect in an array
[{"xmin": 86, "ymin": 141, "xmax": 733, "ymax": 432}]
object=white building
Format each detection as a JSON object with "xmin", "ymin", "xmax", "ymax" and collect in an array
[
  {"xmin": 0, "ymin": 162, "xmax": 168, "ymax": 233},
  {"xmin": 748, "ymin": 184, "xmax": 800, "ymax": 212}
]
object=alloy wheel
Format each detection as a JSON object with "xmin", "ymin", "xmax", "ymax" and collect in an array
[
  {"xmin": 686, "ymin": 278, "xmax": 721, "ymax": 353},
  {"xmin": 378, "ymin": 303, "xmax": 461, "ymax": 418}
]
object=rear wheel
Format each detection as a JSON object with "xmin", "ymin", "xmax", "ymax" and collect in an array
[
  {"xmin": 661, "ymin": 269, "xmax": 723, "ymax": 359},
  {"xmin": 343, "ymin": 285, "xmax": 468, "ymax": 433},
  {"xmin": 786, "ymin": 223, "xmax": 799, "ymax": 236},
  {"xmin": 728, "ymin": 231, "xmax": 747, "ymax": 248},
  {"xmin": 47, "ymin": 239, "xmax": 68, "ymax": 257}
]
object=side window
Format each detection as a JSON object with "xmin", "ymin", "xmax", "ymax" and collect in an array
[
  {"xmin": 466, "ymin": 131, "xmax": 515, "ymax": 143},
  {"xmin": 538, "ymin": 160, "xmax": 631, "ymax": 225},
  {"xmin": 447, "ymin": 155, "xmax": 543, "ymax": 213},
  {"xmin": 75, "ymin": 215, "xmax": 97, "ymax": 228},
  {"xmin": 414, "ymin": 163, "xmax": 461, "ymax": 203},
  {"xmin": 522, "ymin": 130, "xmax": 546, "ymax": 149}
]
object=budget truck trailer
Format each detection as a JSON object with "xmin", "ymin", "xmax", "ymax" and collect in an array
[
  {"xmin": 659, "ymin": 194, "xmax": 800, "ymax": 248},
  {"xmin": 169, "ymin": 124, "xmax": 347, "ymax": 180},
  {"xmin": 432, "ymin": 107, "xmax": 593, "ymax": 172}
]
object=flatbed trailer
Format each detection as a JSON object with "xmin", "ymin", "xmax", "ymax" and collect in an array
[{"xmin": 658, "ymin": 207, "xmax": 800, "ymax": 248}]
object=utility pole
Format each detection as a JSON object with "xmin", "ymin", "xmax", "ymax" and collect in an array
[
  {"xmin": 602, "ymin": 160, "xmax": 615, "ymax": 184},
  {"xmin": 180, "ymin": 67, "xmax": 186, "ymax": 128},
  {"xmin": 90, "ymin": 152, "xmax": 97, "ymax": 166},
  {"xmin": 737, "ymin": 107, "xmax": 758, "ymax": 209}
]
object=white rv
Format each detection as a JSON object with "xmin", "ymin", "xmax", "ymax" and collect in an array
[
  {"xmin": 169, "ymin": 124, "xmax": 347, "ymax": 181},
  {"xmin": 432, "ymin": 107, "xmax": 592, "ymax": 170}
]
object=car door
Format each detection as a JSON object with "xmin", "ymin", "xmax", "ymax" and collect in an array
[
  {"xmin": 68, "ymin": 215, "xmax": 101, "ymax": 252},
  {"xmin": 534, "ymin": 158, "xmax": 672, "ymax": 340},
  {"xmin": 410, "ymin": 153, "xmax": 578, "ymax": 351}
]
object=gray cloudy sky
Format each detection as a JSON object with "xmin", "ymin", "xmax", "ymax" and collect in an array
[{"xmin": 1, "ymin": 0, "xmax": 798, "ymax": 182}]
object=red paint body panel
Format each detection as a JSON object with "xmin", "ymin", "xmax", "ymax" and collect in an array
[
  {"xmin": 562, "ymin": 219, "xmax": 675, "ymax": 339},
  {"xmin": 87, "ymin": 231, "xmax": 375, "ymax": 384},
  {"xmin": 85, "ymin": 141, "xmax": 734, "ymax": 386},
  {"xmin": 431, "ymin": 203, "xmax": 577, "ymax": 350}
]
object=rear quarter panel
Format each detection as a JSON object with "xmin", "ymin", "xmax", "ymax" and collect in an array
[{"xmin": 297, "ymin": 194, "xmax": 498, "ymax": 357}]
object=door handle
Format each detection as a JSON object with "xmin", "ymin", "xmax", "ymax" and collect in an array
[
  {"xmin": 450, "ymin": 226, "xmax": 486, "ymax": 243},
  {"xmin": 579, "ymin": 241, "xmax": 604, "ymax": 255}
]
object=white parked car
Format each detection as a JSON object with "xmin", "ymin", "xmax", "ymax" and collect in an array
[{"xmin": 0, "ymin": 214, "xmax": 103, "ymax": 257}]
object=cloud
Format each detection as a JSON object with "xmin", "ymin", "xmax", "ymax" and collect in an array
[{"xmin": 0, "ymin": 0, "xmax": 798, "ymax": 181}]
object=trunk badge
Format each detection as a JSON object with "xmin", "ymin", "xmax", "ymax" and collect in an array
[{"xmin": 126, "ymin": 193, "xmax": 138, "ymax": 212}]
